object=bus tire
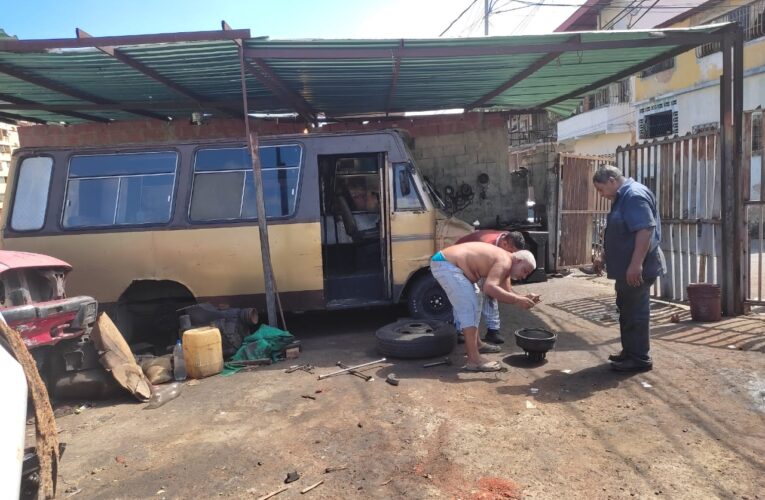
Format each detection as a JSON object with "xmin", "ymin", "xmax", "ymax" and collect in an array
[
  {"xmin": 375, "ymin": 318, "xmax": 456, "ymax": 359},
  {"xmin": 406, "ymin": 272, "xmax": 452, "ymax": 322}
]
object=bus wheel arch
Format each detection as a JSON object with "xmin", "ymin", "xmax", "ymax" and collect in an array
[
  {"xmin": 402, "ymin": 268, "xmax": 453, "ymax": 322},
  {"xmin": 112, "ymin": 279, "xmax": 196, "ymax": 347}
]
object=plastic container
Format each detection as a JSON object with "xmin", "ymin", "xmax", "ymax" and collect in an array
[
  {"xmin": 687, "ymin": 283, "xmax": 722, "ymax": 322},
  {"xmin": 182, "ymin": 326, "xmax": 224, "ymax": 379},
  {"xmin": 173, "ymin": 340, "xmax": 187, "ymax": 381},
  {"xmin": 145, "ymin": 382, "xmax": 182, "ymax": 409}
]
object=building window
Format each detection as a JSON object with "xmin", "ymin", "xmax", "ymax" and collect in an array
[
  {"xmin": 63, "ymin": 151, "xmax": 177, "ymax": 228},
  {"xmin": 696, "ymin": 0, "xmax": 765, "ymax": 57},
  {"xmin": 11, "ymin": 156, "xmax": 53, "ymax": 231},
  {"xmin": 189, "ymin": 145, "xmax": 302, "ymax": 222},
  {"xmin": 638, "ymin": 99, "xmax": 679, "ymax": 140},
  {"xmin": 639, "ymin": 57, "xmax": 675, "ymax": 78}
]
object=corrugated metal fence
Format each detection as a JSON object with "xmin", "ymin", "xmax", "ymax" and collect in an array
[
  {"xmin": 556, "ymin": 154, "xmax": 612, "ymax": 269},
  {"xmin": 744, "ymin": 109, "xmax": 764, "ymax": 305},
  {"xmin": 616, "ymin": 131, "xmax": 721, "ymax": 302}
]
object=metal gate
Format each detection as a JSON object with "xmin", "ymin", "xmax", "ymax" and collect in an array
[
  {"xmin": 744, "ymin": 109, "xmax": 764, "ymax": 305},
  {"xmin": 555, "ymin": 154, "xmax": 613, "ymax": 269},
  {"xmin": 616, "ymin": 131, "xmax": 722, "ymax": 302}
]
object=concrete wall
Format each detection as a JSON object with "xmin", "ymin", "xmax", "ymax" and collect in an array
[{"xmin": 17, "ymin": 112, "xmax": 520, "ymax": 227}]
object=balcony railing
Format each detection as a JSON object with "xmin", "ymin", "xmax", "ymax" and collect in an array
[{"xmin": 696, "ymin": 0, "xmax": 765, "ymax": 58}]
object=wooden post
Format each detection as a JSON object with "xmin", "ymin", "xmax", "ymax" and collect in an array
[{"xmin": 239, "ymin": 46, "xmax": 279, "ymax": 326}]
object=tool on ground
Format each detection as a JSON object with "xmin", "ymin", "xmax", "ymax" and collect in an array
[
  {"xmin": 317, "ymin": 358, "xmax": 386, "ymax": 380},
  {"xmin": 385, "ymin": 373, "xmax": 400, "ymax": 386},
  {"xmin": 227, "ymin": 358, "xmax": 272, "ymax": 367},
  {"xmin": 300, "ymin": 480, "xmax": 324, "ymax": 494},
  {"xmin": 422, "ymin": 358, "xmax": 452, "ymax": 368},
  {"xmin": 285, "ymin": 364, "xmax": 314, "ymax": 374},
  {"xmin": 336, "ymin": 361, "xmax": 373, "ymax": 381}
]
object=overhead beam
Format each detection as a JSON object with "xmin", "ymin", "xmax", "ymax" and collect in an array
[
  {"xmin": 76, "ymin": 28, "xmax": 241, "ymax": 119},
  {"xmin": 244, "ymin": 31, "xmax": 723, "ymax": 60},
  {"xmin": 241, "ymin": 58, "xmax": 316, "ymax": 123},
  {"xmin": 0, "ymin": 98, "xmax": 276, "ymax": 112},
  {"xmin": 385, "ymin": 40, "xmax": 404, "ymax": 114},
  {"xmin": 0, "ymin": 111, "xmax": 47, "ymax": 125},
  {"xmin": 0, "ymin": 91, "xmax": 111, "ymax": 123},
  {"xmin": 0, "ymin": 29, "xmax": 251, "ymax": 52},
  {"xmin": 538, "ymin": 43, "xmax": 698, "ymax": 110},
  {"xmin": 0, "ymin": 62, "xmax": 170, "ymax": 121},
  {"xmin": 467, "ymin": 37, "xmax": 576, "ymax": 110},
  {"xmin": 221, "ymin": 21, "xmax": 242, "ymax": 48}
]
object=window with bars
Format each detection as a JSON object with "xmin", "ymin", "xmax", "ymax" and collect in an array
[
  {"xmin": 639, "ymin": 57, "xmax": 675, "ymax": 78},
  {"xmin": 696, "ymin": 0, "xmax": 765, "ymax": 57}
]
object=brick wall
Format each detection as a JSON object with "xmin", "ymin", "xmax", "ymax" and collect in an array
[{"xmin": 17, "ymin": 112, "xmax": 518, "ymax": 225}]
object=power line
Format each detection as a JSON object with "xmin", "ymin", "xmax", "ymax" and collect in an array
[
  {"xmin": 440, "ymin": 0, "xmax": 480, "ymax": 37},
  {"xmin": 628, "ymin": 0, "xmax": 662, "ymax": 28}
]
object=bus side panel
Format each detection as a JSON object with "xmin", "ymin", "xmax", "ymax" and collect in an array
[
  {"xmin": 3, "ymin": 222, "xmax": 323, "ymax": 304},
  {"xmin": 389, "ymin": 213, "xmax": 435, "ymax": 286}
]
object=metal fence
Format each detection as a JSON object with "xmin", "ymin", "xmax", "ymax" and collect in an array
[
  {"xmin": 616, "ymin": 131, "xmax": 722, "ymax": 302},
  {"xmin": 744, "ymin": 109, "xmax": 764, "ymax": 305},
  {"xmin": 555, "ymin": 153, "xmax": 613, "ymax": 269}
]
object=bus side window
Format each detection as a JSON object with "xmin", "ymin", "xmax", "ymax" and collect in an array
[
  {"xmin": 10, "ymin": 156, "xmax": 53, "ymax": 231},
  {"xmin": 393, "ymin": 163, "xmax": 424, "ymax": 211}
]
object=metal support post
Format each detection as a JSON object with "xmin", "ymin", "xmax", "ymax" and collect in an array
[{"xmin": 719, "ymin": 26, "xmax": 745, "ymax": 316}]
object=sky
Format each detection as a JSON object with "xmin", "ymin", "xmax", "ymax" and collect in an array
[{"xmin": 1, "ymin": 0, "xmax": 585, "ymax": 40}]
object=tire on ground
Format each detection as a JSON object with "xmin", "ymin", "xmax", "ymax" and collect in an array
[
  {"xmin": 406, "ymin": 271, "xmax": 453, "ymax": 322},
  {"xmin": 375, "ymin": 318, "xmax": 457, "ymax": 359}
]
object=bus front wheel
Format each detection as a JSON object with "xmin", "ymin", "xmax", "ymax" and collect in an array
[{"xmin": 406, "ymin": 272, "xmax": 452, "ymax": 322}]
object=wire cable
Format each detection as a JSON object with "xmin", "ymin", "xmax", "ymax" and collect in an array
[{"xmin": 440, "ymin": 0, "xmax": 480, "ymax": 36}]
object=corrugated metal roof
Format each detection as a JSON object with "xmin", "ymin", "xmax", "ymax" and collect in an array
[{"xmin": 0, "ymin": 23, "xmax": 734, "ymax": 124}]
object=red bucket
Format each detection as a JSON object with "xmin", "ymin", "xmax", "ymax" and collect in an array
[{"xmin": 686, "ymin": 283, "xmax": 722, "ymax": 322}]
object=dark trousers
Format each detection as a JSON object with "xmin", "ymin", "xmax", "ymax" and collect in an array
[{"xmin": 614, "ymin": 278, "xmax": 655, "ymax": 363}]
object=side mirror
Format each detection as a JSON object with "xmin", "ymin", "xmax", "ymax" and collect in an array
[{"xmin": 399, "ymin": 170, "xmax": 411, "ymax": 196}]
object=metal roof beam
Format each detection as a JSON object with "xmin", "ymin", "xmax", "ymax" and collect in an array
[
  {"xmin": 0, "ymin": 91, "xmax": 111, "ymax": 123},
  {"xmin": 0, "ymin": 29, "xmax": 251, "ymax": 52},
  {"xmin": 241, "ymin": 58, "xmax": 316, "ymax": 124},
  {"xmin": 538, "ymin": 43, "xmax": 698, "ymax": 110},
  {"xmin": 385, "ymin": 40, "xmax": 404, "ymax": 114},
  {"xmin": 244, "ymin": 32, "xmax": 722, "ymax": 59},
  {"xmin": 76, "ymin": 28, "xmax": 242, "ymax": 119},
  {"xmin": 0, "ymin": 98, "xmax": 276, "ymax": 112},
  {"xmin": 0, "ymin": 111, "xmax": 47, "ymax": 125},
  {"xmin": 467, "ymin": 36, "xmax": 579, "ymax": 110},
  {"xmin": 221, "ymin": 21, "xmax": 243, "ymax": 48},
  {"xmin": 0, "ymin": 62, "xmax": 170, "ymax": 121}
]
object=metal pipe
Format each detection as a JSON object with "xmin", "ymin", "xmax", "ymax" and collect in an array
[{"xmin": 317, "ymin": 358, "xmax": 386, "ymax": 380}]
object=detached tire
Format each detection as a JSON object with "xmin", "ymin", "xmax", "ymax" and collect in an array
[
  {"xmin": 406, "ymin": 272, "xmax": 453, "ymax": 322},
  {"xmin": 375, "ymin": 318, "xmax": 456, "ymax": 359}
]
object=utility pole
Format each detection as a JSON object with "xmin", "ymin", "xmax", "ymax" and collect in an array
[{"xmin": 484, "ymin": 0, "xmax": 490, "ymax": 35}]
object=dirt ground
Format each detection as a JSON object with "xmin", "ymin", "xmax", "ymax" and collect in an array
[{"xmin": 42, "ymin": 272, "xmax": 764, "ymax": 499}]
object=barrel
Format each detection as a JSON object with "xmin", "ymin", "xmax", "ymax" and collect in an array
[
  {"xmin": 182, "ymin": 326, "xmax": 224, "ymax": 378},
  {"xmin": 686, "ymin": 283, "xmax": 722, "ymax": 322}
]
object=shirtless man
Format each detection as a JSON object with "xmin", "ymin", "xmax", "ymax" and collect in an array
[
  {"xmin": 430, "ymin": 242, "xmax": 539, "ymax": 372},
  {"xmin": 453, "ymin": 230, "xmax": 525, "ymax": 344}
]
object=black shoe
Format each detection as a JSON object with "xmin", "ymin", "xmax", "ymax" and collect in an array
[
  {"xmin": 484, "ymin": 329, "xmax": 504, "ymax": 344},
  {"xmin": 610, "ymin": 358, "xmax": 653, "ymax": 372},
  {"xmin": 608, "ymin": 351, "xmax": 628, "ymax": 362},
  {"xmin": 457, "ymin": 333, "xmax": 465, "ymax": 344}
]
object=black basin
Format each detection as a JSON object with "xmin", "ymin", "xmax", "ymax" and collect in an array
[{"xmin": 514, "ymin": 328, "xmax": 557, "ymax": 361}]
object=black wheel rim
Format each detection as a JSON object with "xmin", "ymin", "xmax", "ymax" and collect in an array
[{"xmin": 423, "ymin": 286, "xmax": 449, "ymax": 315}]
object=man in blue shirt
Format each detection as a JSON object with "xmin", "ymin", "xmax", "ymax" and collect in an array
[{"xmin": 593, "ymin": 166, "xmax": 666, "ymax": 372}]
